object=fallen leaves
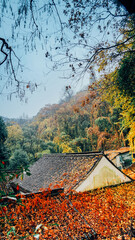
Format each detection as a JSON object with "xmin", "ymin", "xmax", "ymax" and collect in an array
[{"xmin": 0, "ymin": 181, "xmax": 135, "ymax": 239}]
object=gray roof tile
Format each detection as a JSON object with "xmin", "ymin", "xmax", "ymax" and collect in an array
[{"xmin": 14, "ymin": 153, "xmax": 103, "ymax": 193}]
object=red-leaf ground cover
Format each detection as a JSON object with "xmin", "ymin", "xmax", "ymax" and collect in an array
[
  {"xmin": 70, "ymin": 181, "xmax": 135, "ymax": 239},
  {"xmin": 0, "ymin": 181, "xmax": 135, "ymax": 239},
  {"xmin": 122, "ymin": 163, "xmax": 135, "ymax": 180}
]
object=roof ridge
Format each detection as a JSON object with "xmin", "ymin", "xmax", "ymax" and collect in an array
[{"xmin": 41, "ymin": 151, "xmax": 103, "ymax": 157}]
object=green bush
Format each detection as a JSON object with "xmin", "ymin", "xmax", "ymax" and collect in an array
[
  {"xmin": 9, "ymin": 149, "xmax": 29, "ymax": 170},
  {"xmin": 95, "ymin": 117, "xmax": 112, "ymax": 132}
]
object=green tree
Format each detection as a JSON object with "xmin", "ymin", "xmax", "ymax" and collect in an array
[
  {"xmin": 95, "ymin": 117, "xmax": 112, "ymax": 132},
  {"xmin": 9, "ymin": 149, "xmax": 29, "ymax": 170},
  {"xmin": 22, "ymin": 125, "xmax": 41, "ymax": 158},
  {"xmin": 6, "ymin": 124, "xmax": 23, "ymax": 152},
  {"xmin": 0, "ymin": 117, "xmax": 10, "ymax": 197},
  {"xmin": 0, "ymin": 117, "xmax": 9, "ymax": 166},
  {"xmin": 41, "ymin": 141, "xmax": 58, "ymax": 153},
  {"xmin": 99, "ymin": 61, "xmax": 135, "ymax": 149},
  {"xmin": 70, "ymin": 137, "xmax": 91, "ymax": 152},
  {"xmin": 116, "ymin": 53, "xmax": 135, "ymax": 99}
]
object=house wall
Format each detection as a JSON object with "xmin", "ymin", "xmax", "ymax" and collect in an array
[
  {"xmin": 75, "ymin": 156, "xmax": 131, "ymax": 192},
  {"xmin": 115, "ymin": 152, "xmax": 132, "ymax": 169},
  {"xmin": 115, "ymin": 155, "xmax": 122, "ymax": 169}
]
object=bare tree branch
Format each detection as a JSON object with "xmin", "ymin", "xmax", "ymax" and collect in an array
[
  {"xmin": 52, "ymin": 0, "xmax": 64, "ymax": 32},
  {"xmin": 0, "ymin": 38, "xmax": 20, "ymax": 86},
  {"xmin": 86, "ymin": 33, "xmax": 135, "ymax": 67},
  {"xmin": 30, "ymin": 0, "xmax": 39, "ymax": 30},
  {"xmin": 0, "ymin": 38, "xmax": 9, "ymax": 65},
  {"xmin": 0, "ymin": 0, "xmax": 134, "ymax": 99}
]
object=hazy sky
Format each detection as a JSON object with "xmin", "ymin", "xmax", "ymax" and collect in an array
[
  {"xmin": 0, "ymin": 56, "xmax": 90, "ymax": 119},
  {"xmin": 0, "ymin": 49, "xmax": 90, "ymax": 119},
  {"xmin": 0, "ymin": 1, "xmax": 121, "ymax": 119},
  {"xmin": 0, "ymin": 3, "xmax": 91, "ymax": 119}
]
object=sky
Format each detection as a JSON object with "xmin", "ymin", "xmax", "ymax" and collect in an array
[
  {"xmin": 0, "ymin": 1, "xmax": 123, "ymax": 119},
  {"xmin": 0, "ymin": 46, "xmax": 91, "ymax": 119},
  {"xmin": 0, "ymin": 1, "xmax": 94, "ymax": 119},
  {"xmin": 0, "ymin": 71, "xmax": 90, "ymax": 119},
  {"xmin": 0, "ymin": 49, "xmax": 90, "ymax": 119}
]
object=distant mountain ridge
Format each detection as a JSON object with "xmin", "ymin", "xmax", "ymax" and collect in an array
[{"xmin": 1, "ymin": 116, "xmax": 32, "ymax": 126}]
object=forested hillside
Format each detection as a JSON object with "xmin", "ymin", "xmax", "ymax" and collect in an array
[{"xmin": 4, "ymin": 74, "xmax": 134, "ymax": 171}]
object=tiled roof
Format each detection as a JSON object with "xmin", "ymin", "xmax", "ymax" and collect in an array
[
  {"xmin": 13, "ymin": 153, "xmax": 103, "ymax": 193},
  {"xmin": 122, "ymin": 162, "xmax": 135, "ymax": 180},
  {"xmin": 105, "ymin": 147, "xmax": 130, "ymax": 160}
]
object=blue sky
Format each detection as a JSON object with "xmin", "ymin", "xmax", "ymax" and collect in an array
[
  {"xmin": 0, "ymin": 49, "xmax": 90, "ymax": 119},
  {"xmin": 0, "ymin": 1, "xmax": 122, "ymax": 119},
  {"xmin": 0, "ymin": 1, "xmax": 93, "ymax": 119}
]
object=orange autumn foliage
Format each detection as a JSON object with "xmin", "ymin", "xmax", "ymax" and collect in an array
[{"xmin": 0, "ymin": 181, "xmax": 135, "ymax": 239}]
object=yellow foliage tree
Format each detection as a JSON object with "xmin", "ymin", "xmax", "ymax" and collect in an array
[
  {"xmin": 128, "ymin": 122, "xmax": 135, "ymax": 162},
  {"xmin": 6, "ymin": 123, "xmax": 23, "ymax": 149},
  {"xmin": 99, "ymin": 70, "xmax": 135, "ymax": 156},
  {"xmin": 60, "ymin": 143, "xmax": 74, "ymax": 153}
]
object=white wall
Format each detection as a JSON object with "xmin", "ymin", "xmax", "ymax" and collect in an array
[{"xmin": 75, "ymin": 156, "xmax": 131, "ymax": 192}]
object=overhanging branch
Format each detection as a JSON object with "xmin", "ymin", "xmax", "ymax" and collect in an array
[
  {"xmin": 0, "ymin": 38, "xmax": 20, "ymax": 89},
  {"xmin": 0, "ymin": 38, "xmax": 10, "ymax": 65},
  {"xmin": 87, "ymin": 33, "xmax": 135, "ymax": 67}
]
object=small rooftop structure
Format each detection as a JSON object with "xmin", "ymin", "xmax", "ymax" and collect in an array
[
  {"xmin": 105, "ymin": 147, "xmax": 132, "ymax": 169},
  {"xmin": 105, "ymin": 147, "xmax": 130, "ymax": 159}
]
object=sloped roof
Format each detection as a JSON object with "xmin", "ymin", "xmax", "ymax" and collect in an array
[
  {"xmin": 75, "ymin": 155, "xmax": 132, "ymax": 192},
  {"xmin": 105, "ymin": 147, "xmax": 130, "ymax": 160},
  {"xmin": 13, "ymin": 153, "xmax": 103, "ymax": 193},
  {"xmin": 122, "ymin": 162, "xmax": 135, "ymax": 180},
  {"xmin": 13, "ymin": 152, "xmax": 132, "ymax": 194}
]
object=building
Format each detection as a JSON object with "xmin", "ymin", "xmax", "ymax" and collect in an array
[
  {"xmin": 13, "ymin": 152, "xmax": 132, "ymax": 194},
  {"xmin": 1, "ymin": 152, "xmax": 134, "ymax": 239},
  {"xmin": 105, "ymin": 147, "xmax": 132, "ymax": 169}
]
